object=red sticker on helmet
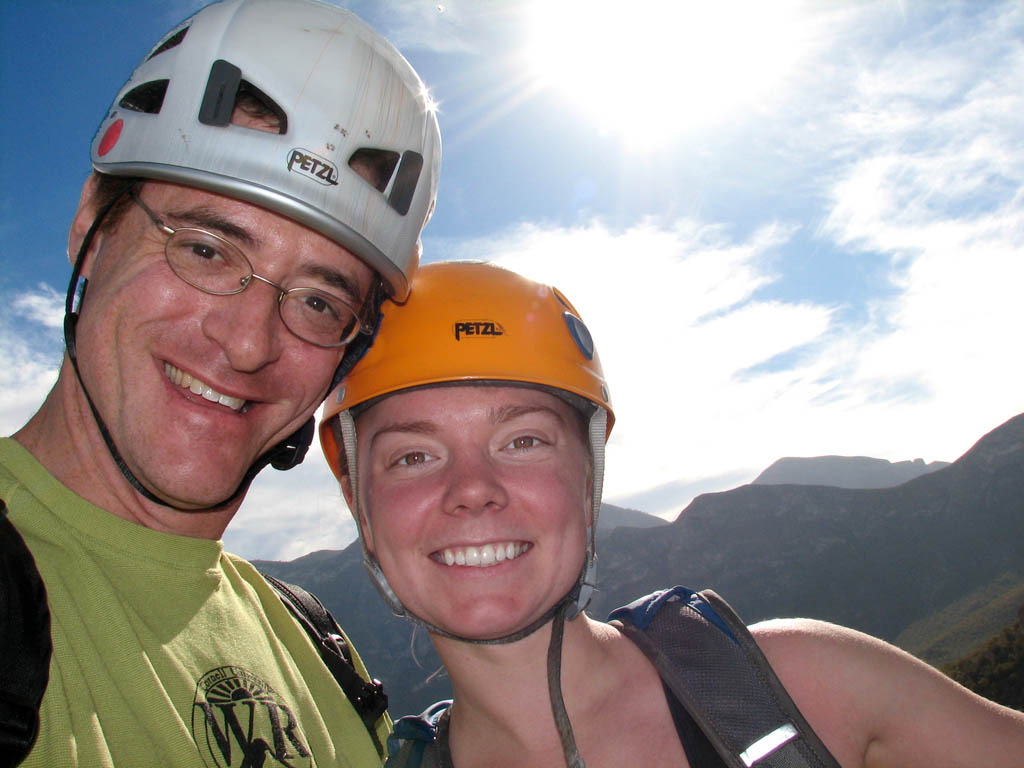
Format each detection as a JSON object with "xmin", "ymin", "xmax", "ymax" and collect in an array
[{"xmin": 97, "ymin": 119, "xmax": 124, "ymax": 157}]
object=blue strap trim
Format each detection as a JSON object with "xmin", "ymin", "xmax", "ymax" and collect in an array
[
  {"xmin": 606, "ymin": 586, "xmax": 738, "ymax": 644},
  {"xmin": 388, "ymin": 700, "xmax": 452, "ymax": 752},
  {"xmin": 386, "ymin": 735, "xmax": 426, "ymax": 767},
  {"xmin": 606, "ymin": 587, "xmax": 677, "ymax": 629}
]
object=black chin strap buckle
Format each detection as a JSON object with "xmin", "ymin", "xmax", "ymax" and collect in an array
[{"xmin": 268, "ymin": 417, "xmax": 315, "ymax": 471}]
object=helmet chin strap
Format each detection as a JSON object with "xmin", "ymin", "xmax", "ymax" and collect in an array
[
  {"xmin": 63, "ymin": 190, "xmax": 330, "ymax": 513},
  {"xmin": 339, "ymin": 405, "xmax": 606, "ymax": 768},
  {"xmin": 338, "ymin": 405, "xmax": 606, "ymax": 644},
  {"xmin": 548, "ymin": 600, "xmax": 586, "ymax": 768}
]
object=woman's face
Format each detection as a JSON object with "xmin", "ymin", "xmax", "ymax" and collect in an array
[{"xmin": 353, "ymin": 385, "xmax": 592, "ymax": 640}]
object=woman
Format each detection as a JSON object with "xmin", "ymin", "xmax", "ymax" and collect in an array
[{"xmin": 319, "ymin": 261, "xmax": 1023, "ymax": 768}]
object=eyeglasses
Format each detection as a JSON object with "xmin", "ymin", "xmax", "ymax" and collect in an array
[{"xmin": 131, "ymin": 193, "xmax": 368, "ymax": 348}]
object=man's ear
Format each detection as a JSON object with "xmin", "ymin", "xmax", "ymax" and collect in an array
[{"xmin": 67, "ymin": 174, "xmax": 104, "ymax": 275}]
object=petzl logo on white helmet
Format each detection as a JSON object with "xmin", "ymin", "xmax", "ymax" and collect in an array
[{"xmin": 287, "ymin": 148, "xmax": 339, "ymax": 186}]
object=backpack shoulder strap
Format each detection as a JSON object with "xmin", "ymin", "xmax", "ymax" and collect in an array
[
  {"xmin": 260, "ymin": 572, "xmax": 388, "ymax": 756},
  {"xmin": 0, "ymin": 498, "xmax": 53, "ymax": 768},
  {"xmin": 385, "ymin": 701, "xmax": 452, "ymax": 768},
  {"xmin": 608, "ymin": 586, "xmax": 840, "ymax": 768}
]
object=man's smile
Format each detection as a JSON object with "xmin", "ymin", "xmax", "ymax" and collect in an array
[{"xmin": 164, "ymin": 362, "xmax": 246, "ymax": 412}]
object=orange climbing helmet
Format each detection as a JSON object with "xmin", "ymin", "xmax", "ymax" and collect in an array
[
  {"xmin": 319, "ymin": 260, "xmax": 614, "ymax": 634},
  {"xmin": 320, "ymin": 260, "xmax": 613, "ymax": 480}
]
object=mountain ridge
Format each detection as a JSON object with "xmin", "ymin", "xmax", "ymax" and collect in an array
[{"xmin": 752, "ymin": 455, "xmax": 950, "ymax": 489}]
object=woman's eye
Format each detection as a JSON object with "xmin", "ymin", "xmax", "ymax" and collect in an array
[
  {"xmin": 507, "ymin": 436, "xmax": 540, "ymax": 451},
  {"xmin": 397, "ymin": 451, "xmax": 430, "ymax": 466}
]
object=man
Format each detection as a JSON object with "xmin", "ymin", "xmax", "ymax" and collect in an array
[{"xmin": 0, "ymin": 0, "xmax": 440, "ymax": 765}]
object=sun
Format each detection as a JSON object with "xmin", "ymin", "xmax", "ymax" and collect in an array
[{"xmin": 522, "ymin": 0, "xmax": 808, "ymax": 152}]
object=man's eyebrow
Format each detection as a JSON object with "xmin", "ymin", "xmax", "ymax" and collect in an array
[
  {"xmin": 299, "ymin": 263, "xmax": 365, "ymax": 305},
  {"xmin": 163, "ymin": 205, "xmax": 261, "ymax": 249},
  {"xmin": 163, "ymin": 206, "xmax": 366, "ymax": 304}
]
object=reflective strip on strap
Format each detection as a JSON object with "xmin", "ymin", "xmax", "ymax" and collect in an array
[{"xmin": 740, "ymin": 723, "xmax": 799, "ymax": 766}]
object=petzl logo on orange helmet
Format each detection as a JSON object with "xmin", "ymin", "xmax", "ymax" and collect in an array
[{"xmin": 453, "ymin": 320, "xmax": 505, "ymax": 341}]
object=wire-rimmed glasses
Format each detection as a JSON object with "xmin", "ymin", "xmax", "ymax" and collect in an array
[{"xmin": 131, "ymin": 193, "xmax": 368, "ymax": 348}]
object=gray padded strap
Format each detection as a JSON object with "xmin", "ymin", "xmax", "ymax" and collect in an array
[{"xmin": 611, "ymin": 589, "xmax": 840, "ymax": 768}]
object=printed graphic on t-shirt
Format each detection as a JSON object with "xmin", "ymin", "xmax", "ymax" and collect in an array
[{"xmin": 192, "ymin": 665, "xmax": 313, "ymax": 767}]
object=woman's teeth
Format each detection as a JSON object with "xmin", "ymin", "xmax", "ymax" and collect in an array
[
  {"xmin": 436, "ymin": 542, "xmax": 530, "ymax": 568},
  {"xmin": 165, "ymin": 363, "xmax": 245, "ymax": 411}
]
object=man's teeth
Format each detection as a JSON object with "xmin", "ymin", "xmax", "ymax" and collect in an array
[
  {"xmin": 164, "ymin": 363, "xmax": 245, "ymax": 411},
  {"xmin": 437, "ymin": 542, "xmax": 530, "ymax": 568}
]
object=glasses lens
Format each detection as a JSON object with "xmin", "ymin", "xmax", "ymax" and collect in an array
[
  {"xmin": 280, "ymin": 288, "xmax": 361, "ymax": 348},
  {"xmin": 165, "ymin": 229, "xmax": 250, "ymax": 294}
]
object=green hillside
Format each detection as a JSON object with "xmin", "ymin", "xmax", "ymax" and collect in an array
[
  {"xmin": 895, "ymin": 571, "xmax": 1024, "ymax": 665},
  {"xmin": 943, "ymin": 609, "xmax": 1024, "ymax": 712}
]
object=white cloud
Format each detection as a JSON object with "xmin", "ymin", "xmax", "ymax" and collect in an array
[
  {"xmin": 438, "ymin": 86, "xmax": 1024, "ymax": 522},
  {"xmin": 0, "ymin": 286, "xmax": 64, "ymax": 435},
  {"xmin": 12, "ymin": 284, "xmax": 65, "ymax": 329},
  {"xmin": 226, "ymin": 439, "xmax": 358, "ymax": 562},
  {"xmin": 809, "ymin": 0, "xmax": 1024, "ymax": 470}
]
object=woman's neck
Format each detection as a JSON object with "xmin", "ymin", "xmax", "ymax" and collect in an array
[{"xmin": 431, "ymin": 614, "xmax": 628, "ymax": 767}]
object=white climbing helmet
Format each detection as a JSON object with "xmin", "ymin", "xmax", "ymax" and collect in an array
[{"xmin": 91, "ymin": 0, "xmax": 440, "ymax": 300}]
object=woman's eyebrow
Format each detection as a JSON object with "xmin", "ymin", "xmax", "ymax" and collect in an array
[
  {"xmin": 491, "ymin": 404, "xmax": 567, "ymax": 425},
  {"xmin": 370, "ymin": 420, "xmax": 438, "ymax": 441}
]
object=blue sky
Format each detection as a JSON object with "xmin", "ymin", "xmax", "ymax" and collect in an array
[{"xmin": 2, "ymin": 0, "xmax": 1022, "ymax": 560}]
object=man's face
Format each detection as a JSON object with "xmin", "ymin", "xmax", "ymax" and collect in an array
[{"xmin": 72, "ymin": 180, "xmax": 374, "ymax": 509}]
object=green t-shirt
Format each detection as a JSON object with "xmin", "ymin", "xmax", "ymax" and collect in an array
[{"xmin": 0, "ymin": 437, "xmax": 388, "ymax": 767}]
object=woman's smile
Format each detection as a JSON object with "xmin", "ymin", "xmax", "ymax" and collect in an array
[{"xmin": 431, "ymin": 541, "xmax": 532, "ymax": 567}]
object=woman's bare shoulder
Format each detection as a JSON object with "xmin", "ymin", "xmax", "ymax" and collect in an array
[{"xmin": 749, "ymin": 618, "xmax": 1024, "ymax": 768}]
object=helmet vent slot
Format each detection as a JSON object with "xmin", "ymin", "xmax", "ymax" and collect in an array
[
  {"xmin": 348, "ymin": 148, "xmax": 400, "ymax": 193},
  {"xmin": 233, "ymin": 81, "xmax": 288, "ymax": 135},
  {"xmin": 119, "ymin": 80, "xmax": 169, "ymax": 114},
  {"xmin": 199, "ymin": 62, "xmax": 288, "ymax": 135},
  {"xmin": 147, "ymin": 25, "xmax": 189, "ymax": 60},
  {"xmin": 347, "ymin": 148, "xmax": 423, "ymax": 216}
]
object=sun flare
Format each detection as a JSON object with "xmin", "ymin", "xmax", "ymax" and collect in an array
[{"xmin": 523, "ymin": 0, "xmax": 807, "ymax": 151}]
